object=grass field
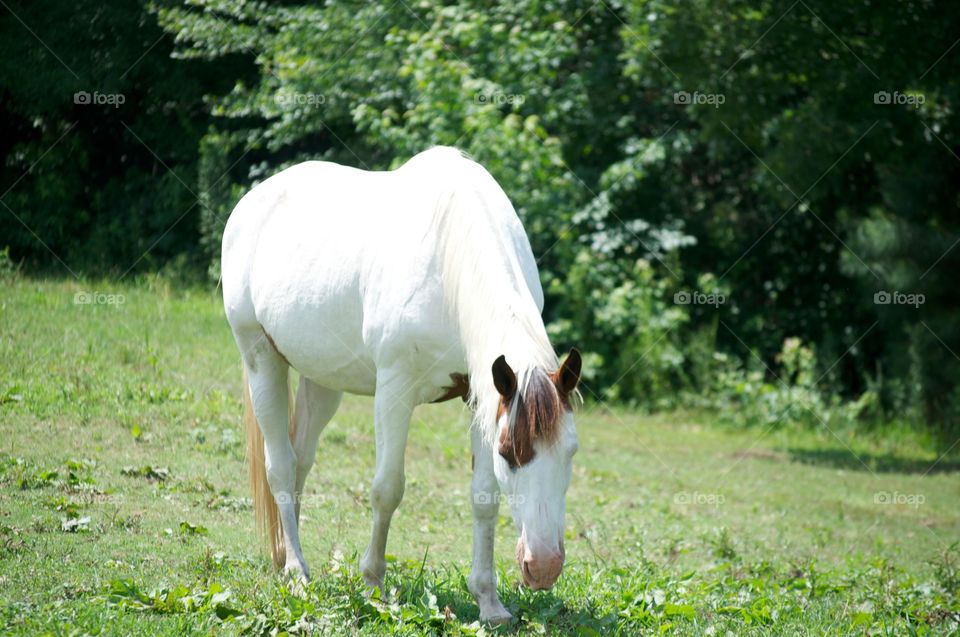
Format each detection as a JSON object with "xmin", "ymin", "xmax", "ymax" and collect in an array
[{"xmin": 1, "ymin": 276, "xmax": 958, "ymax": 635}]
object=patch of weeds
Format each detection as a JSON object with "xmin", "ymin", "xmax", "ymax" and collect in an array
[
  {"xmin": 196, "ymin": 549, "xmax": 237, "ymax": 584},
  {"xmin": 8, "ymin": 457, "xmax": 59, "ymax": 490},
  {"xmin": 206, "ymin": 492, "xmax": 251, "ymax": 512},
  {"xmin": 178, "ymin": 521, "xmax": 209, "ymax": 537},
  {"xmin": 0, "ymin": 524, "xmax": 26, "ymax": 556},
  {"xmin": 234, "ymin": 555, "xmax": 485, "ymax": 636},
  {"xmin": 29, "ymin": 517, "xmax": 55, "ymax": 534},
  {"xmin": 930, "ymin": 543, "xmax": 960, "ymax": 594},
  {"xmin": 104, "ymin": 578, "xmax": 240, "ymax": 619},
  {"xmin": 121, "ymin": 465, "xmax": 170, "ymax": 481},
  {"xmin": 169, "ymin": 477, "xmax": 216, "ymax": 494},
  {"xmin": 708, "ymin": 527, "xmax": 738, "ymax": 561},
  {"xmin": 44, "ymin": 496, "xmax": 82, "ymax": 518},
  {"xmin": 189, "ymin": 422, "xmax": 242, "ymax": 457},
  {"xmin": 127, "ymin": 383, "xmax": 190, "ymax": 405},
  {"xmin": 590, "ymin": 566, "xmax": 698, "ymax": 631},
  {"xmin": 113, "ymin": 513, "xmax": 142, "ymax": 534},
  {"xmin": 63, "ymin": 458, "xmax": 99, "ymax": 493},
  {"xmin": 352, "ymin": 554, "xmax": 471, "ymax": 632},
  {"xmin": 130, "ymin": 422, "xmax": 150, "ymax": 443},
  {"xmin": 60, "ymin": 516, "xmax": 91, "ymax": 533},
  {"xmin": 0, "ymin": 384, "xmax": 23, "ymax": 406},
  {"xmin": 64, "ymin": 459, "xmax": 96, "ymax": 473},
  {"xmin": 360, "ymin": 584, "xmax": 460, "ymax": 632},
  {"xmin": 10, "ymin": 456, "xmax": 106, "ymax": 497}
]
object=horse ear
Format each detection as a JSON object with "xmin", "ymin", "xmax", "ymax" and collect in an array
[
  {"xmin": 491, "ymin": 355, "xmax": 517, "ymax": 399},
  {"xmin": 557, "ymin": 348, "xmax": 582, "ymax": 394}
]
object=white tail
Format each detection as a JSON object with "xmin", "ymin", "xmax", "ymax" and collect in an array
[{"xmin": 243, "ymin": 369, "xmax": 295, "ymax": 569}]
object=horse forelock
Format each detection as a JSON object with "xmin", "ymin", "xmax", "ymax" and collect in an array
[{"xmin": 498, "ymin": 368, "xmax": 565, "ymax": 468}]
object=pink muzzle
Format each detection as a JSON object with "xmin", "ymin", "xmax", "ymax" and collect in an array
[{"xmin": 517, "ymin": 537, "xmax": 565, "ymax": 590}]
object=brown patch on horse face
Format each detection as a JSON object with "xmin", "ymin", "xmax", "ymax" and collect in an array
[
  {"xmin": 495, "ymin": 350, "xmax": 582, "ymax": 470},
  {"xmin": 497, "ymin": 371, "xmax": 563, "ymax": 469},
  {"xmin": 431, "ymin": 373, "xmax": 469, "ymax": 403}
]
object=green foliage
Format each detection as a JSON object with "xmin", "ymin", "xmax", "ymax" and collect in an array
[
  {"xmin": 153, "ymin": 0, "xmax": 599, "ymax": 286},
  {"xmin": 121, "ymin": 465, "xmax": 172, "ymax": 482},
  {"xmin": 608, "ymin": 0, "xmax": 960, "ymax": 435},
  {"xmin": 0, "ymin": 247, "xmax": 19, "ymax": 279},
  {"xmin": 703, "ymin": 337, "xmax": 873, "ymax": 430},
  {"xmin": 548, "ymin": 252, "xmax": 692, "ymax": 406},
  {"xmin": 106, "ymin": 578, "xmax": 239, "ymax": 618}
]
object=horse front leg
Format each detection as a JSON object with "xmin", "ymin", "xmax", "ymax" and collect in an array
[
  {"xmin": 360, "ymin": 371, "xmax": 414, "ymax": 591},
  {"xmin": 468, "ymin": 428, "xmax": 513, "ymax": 623}
]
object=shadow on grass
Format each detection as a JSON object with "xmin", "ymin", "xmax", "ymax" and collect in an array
[
  {"xmin": 787, "ymin": 447, "xmax": 960, "ymax": 475},
  {"xmin": 432, "ymin": 579, "xmax": 618, "ymax": 634}
]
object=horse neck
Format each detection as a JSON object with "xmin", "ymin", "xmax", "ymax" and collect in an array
[
  {"xmin": 456, "ymin": 280, "xmax": 557, "ymax": 440},
  {"xmin": 428, "ymin": 156, "xmax": 556, "ymax": 435},
  {"xmin": 444, "ymin": 232, "xmax": 555, "ymax": 378}
]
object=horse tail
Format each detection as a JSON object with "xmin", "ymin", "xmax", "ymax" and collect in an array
[{"xmin": 244, "ymin": 368, "xmax": 295, "ymax": 570}]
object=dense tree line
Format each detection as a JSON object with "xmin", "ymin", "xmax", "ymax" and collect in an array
[{"xmin": 1, "ymin": 1, "xmax": 957, "ymax": 439}]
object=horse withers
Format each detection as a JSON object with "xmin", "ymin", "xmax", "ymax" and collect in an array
[{"xmin": 221, "ymin": 146, "xmax": 581, "ymax": 623}]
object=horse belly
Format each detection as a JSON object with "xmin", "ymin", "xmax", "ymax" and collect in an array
[
  {"xmin": 262, "ymin": 302, "xmax": 378, "ymax": 395},
  {"xmin": 250, "ymin": 245, "xmax": 378, "ymax": 394}
]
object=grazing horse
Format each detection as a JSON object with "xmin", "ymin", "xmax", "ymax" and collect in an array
[{"xmin": 221, "ymin": 146, "xmax": 581, "ymax": 623}]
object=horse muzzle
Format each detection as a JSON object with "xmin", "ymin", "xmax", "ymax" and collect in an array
[{"xmin": 516, "ymin": 536, "xmax": 565, "ymax": 590}]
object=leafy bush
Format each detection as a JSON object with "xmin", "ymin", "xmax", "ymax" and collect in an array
[
  {"xmin": 548, "ymin": 251, "xmax": 692, "ymax": 407},
  {"xmin": 700, "ymin": 337, "xmax": 875, "ymax": 430}
]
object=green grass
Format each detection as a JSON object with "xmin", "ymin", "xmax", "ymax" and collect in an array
[{"xmin": 0, "ymin": 275, "xmax": 958, "ymax": 635}]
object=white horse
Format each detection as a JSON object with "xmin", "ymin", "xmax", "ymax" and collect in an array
[{"xmin": 221, "ymin": 146, "xmax": 581, "ymax": 623}]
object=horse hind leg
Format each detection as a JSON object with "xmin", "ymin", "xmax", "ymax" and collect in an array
[
  {"xmin": 291, "ymin": 377, "xmax": 342, "ymax": 522},
  {"xmin": 240, "ymin": 329, "xmax": 309, "ymax": 581}
]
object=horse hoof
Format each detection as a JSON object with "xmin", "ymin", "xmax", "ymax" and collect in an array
[
  {"xmin": 363, "ymin": 575, "xmax": 385, "ymax": 597},
  {"xmin": 481, "ymin": 611, "xmax": 513, "ymax": 625},
  {"xmin": 283, "ymin": 566, "xmax": 310, "ymax": 594}
]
